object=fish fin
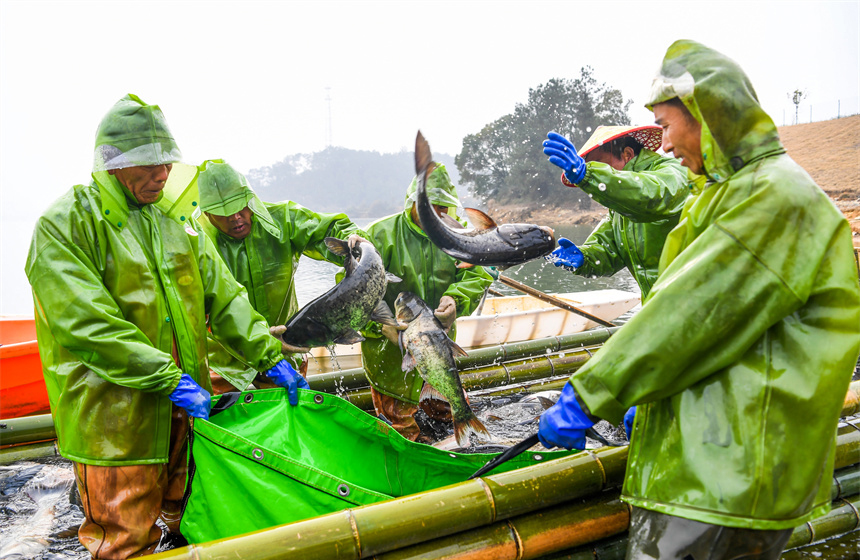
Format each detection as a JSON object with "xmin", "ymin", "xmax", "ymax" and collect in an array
[
  {"xmin": 440, "ymin": 213, "xmax": 467, "ymax": 230},
  {"xmin": 448, "ymin": 340, "xmax": 469, "ymax": 357},
  {"xmin": 463, "ymin": 208, "xmax": 498, "ymax": 231},
  {"xmin": 386, "ymin": 272, "xmax": 402, "ymax": 283},
  {"xmin": 398, "ymin": 330, "xmax": 405, "ymax": 353},
  {"xmin": 370, "ymin": 300, "xmax": 399, "ymax": 327},
  {"xmin": 414, "ymin": 131, "xmax": 435, "ymax": 178},
  {"xmin": 325, "ymin": 237, "xmax": 350, "ymax": 257},
  {"xmin": 456, "ymin": 262, "xmax": 475, "ymax": 269},
  {"xmin": 536, "ymin": 396, "xmax": 555, "ymax": 409},
  {"xmin": 453, "ymin": 414, "xmax": 491, "ymax": 448},
  {"xmin": 334, "ymin": 329, "xmax": 365, "ymax": 345},
  {"xmin": 419, "ymin": 382, "xmax": 449, "ymax": 404},
  {"xmin": 401, "ymin": 351, "xmax": 417, "ymax": 372}
]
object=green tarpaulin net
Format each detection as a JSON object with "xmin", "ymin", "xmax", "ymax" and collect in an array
[{"xmin": 181, "ymin": 388, "xmax": 573, "ymax": 543}]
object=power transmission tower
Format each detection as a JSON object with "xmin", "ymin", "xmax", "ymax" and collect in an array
[
  {"xmin": 789, "ymin": 89, "xmax": 807, "ymax": 125},
  {"xmin": 324, "ymin": 87, "xmax": 333, "ymax": 148}
]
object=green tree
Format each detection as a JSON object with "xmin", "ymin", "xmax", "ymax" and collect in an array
[{"xmin": 456, "ymin": 68, "xmax": 631, "ymax": 207}]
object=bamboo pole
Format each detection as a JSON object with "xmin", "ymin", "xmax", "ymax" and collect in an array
[
  {"xmin": 497, "ymin": 274, "xmax": 616, "ymax": 328},
  {"xmin": 0, "ymin": 440, "xmax": 59, "ymax": 465},
  {"xmin": 0, "ymin": 414, "xmax": 56, "ymax": 446}
]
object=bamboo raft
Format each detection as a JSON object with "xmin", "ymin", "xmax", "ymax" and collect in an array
[{"xmin": 2, "ymin": 326, "xmax": 859, "ymax": 558}]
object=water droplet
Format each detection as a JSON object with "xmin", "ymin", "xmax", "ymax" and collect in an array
[
  {"xmin": 598, "ymin": 183, "xmax": 606, "ymax": 191},
  {"xmin": 595, "ymin": 260, "xmax": 601, "ymax": 265},
  {"xmin": 586, "ymin": 127, "xmax": 592, "ymax": 132}
]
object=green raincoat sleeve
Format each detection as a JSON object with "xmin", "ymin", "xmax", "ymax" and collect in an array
[
  {"xmin": 579, "ymin": 151, "xmax": 688, "ymax": 223},
  {"xmin": 569, "ymin": 39, "xmax": 860, "ymax": 530},
  {"xmin": 571, "ymin": 151, "xmax": 690, "ymax": 297}
]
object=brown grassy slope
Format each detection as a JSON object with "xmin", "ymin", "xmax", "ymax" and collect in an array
[
  {"xmin": 779, "ymin": 114, "xmax": 860, "ymax": 234},
  {"xmin": 487, "ymin": 115, "xmax": 860, "ymax": 234}
]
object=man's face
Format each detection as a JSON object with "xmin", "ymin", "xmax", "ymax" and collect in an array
[
  {"xmin": 653, "ymin": 101, "xmax": 703, "ymax": 175},
  {"xmin": 585, "ymin": 147, "xmax": 632, "ymax": 171},
  {"xmin": 207, "ymin": 207, "xmax": 253, "ymax": 240},
  {"xmin": 110, "ymin": 164, "xmax": 172, "ymax": 204}
]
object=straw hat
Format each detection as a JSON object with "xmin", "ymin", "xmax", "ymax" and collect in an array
[{"xmin": 578, "ymin": 125, "xmax": 662, "ymax": 157}]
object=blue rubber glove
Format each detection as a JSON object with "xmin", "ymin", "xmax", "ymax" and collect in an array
[
  {"xmin": 486, "ymin": 266, "xmax": 500, "ymax": 280},
  {"xmin": 545, "ymin": 238, "xmax": 585, "ymax": 271},
  {"xmin": 543, "ymin": 132, "xmax": 587, "ymax": 185},
  {"xmin": 538, "ymin": 383, "xmax": 595, "ymax": 450},
  {"xmin": 168, "ymin": 374, "xmax": 212, "ymax": 420},
  {"xmin": 624, "ymin": 406, "xmax": 637, "ymax": 439},
  {"xmin": 264, "ymin": 359, "xmax": 310, "ymax": 406}
]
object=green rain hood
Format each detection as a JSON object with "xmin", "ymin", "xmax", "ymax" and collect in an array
[
  {"xmin": 360, "ymin": 164, "xmax": 493, "ymax": 403},
  {"xmin": 573, "ymin": 149, "xmax": 690, "ymax": 298},
  {"xmin": 196, "ymin": 161, "xmax": 365, "ymax": 388},
  {"xmin": 570, "ymin": 40, "xmax": 860, "ymax": 529},
  {"xmin": 25, "ymin": 97, "xmax": 282, "ymax": 466}
]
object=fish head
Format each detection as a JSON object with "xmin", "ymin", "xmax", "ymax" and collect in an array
[{"xmin": 394, "ymin": 291, "xmax": 426, "ymax": 323}]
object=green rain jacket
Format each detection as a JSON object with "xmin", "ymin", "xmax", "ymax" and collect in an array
[
  {"xmin": 25, "ymin": 97, "xmax": 282, "ymax": 466},
  {"xmin": 196, "ymin": 161, "xmax": 365, "ymax": 388},
  {"xmin": 360, "ymin": 165, "xmax": 493, "ymax": 403},
  {"xmin": 569, "ymin": 41, "xmax": 860, "ymax": 529},
  {"xmin": 573, "ymin": 149, "xmax": 690, "ymax": 298}
]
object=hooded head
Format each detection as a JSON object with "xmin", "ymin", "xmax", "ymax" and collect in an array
[
  {"xmin": 93, "ymin": 94, "xmax": 182, "ymax": 173},
  {"xmin": 404, "ymin": 163, "xmax": 461, "ymax": 213},
  {"xmin": 197, "ymin": 160, "xmax": 280, "ymax": 239},
  {"xmin": 646, "ymin": 40, "xmax": 783, "ymax": 183}
]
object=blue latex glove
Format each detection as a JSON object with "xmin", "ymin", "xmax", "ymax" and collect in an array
[
  {"xmin": 545, "ymin": 238, "xmax": 584, "ymax": 271},
  {"xmin": 168, "ymin": 374, "xmax": 212, "ymax": 420},
  {"xmin": 264, "ymin": 359, "xmax": 310, "ymax": 406},
  {"xmin": 543, "ymin": 132, "xmax": 587, "ymax": 185},
  {"xmin": 538, "ymin": 383, "xmax": 595, "ymax": 450},
  {"xmin": 624, "ymin": 407, "xmax": 637, "ymax": 439}
]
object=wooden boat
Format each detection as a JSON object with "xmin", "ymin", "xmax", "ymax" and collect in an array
[{"xmin": 306, "ymin": 288, "xmax": 639, "ymax": 374}]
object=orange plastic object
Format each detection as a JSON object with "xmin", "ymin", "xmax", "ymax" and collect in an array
[{"xmin": 0, "ymin": 316, "xmax": 49, "ymax": 418}]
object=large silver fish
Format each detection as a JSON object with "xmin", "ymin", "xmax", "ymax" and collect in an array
[
  {"xmin": 413, "ymin": 131, "xmax": 555, "ymax": 268},
  {"xmin": 279, "ymin": 235, "xmax": 400, "ymax": 349},
  {"xmin": 394, "ymin": 291, "xmax": 490, "ymax": 447}
]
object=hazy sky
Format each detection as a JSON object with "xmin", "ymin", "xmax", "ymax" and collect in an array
[{"xmin": 2, "ymin": 0, "xmax": 858, "ymax": 314}]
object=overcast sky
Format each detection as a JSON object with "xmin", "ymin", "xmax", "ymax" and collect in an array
[{"xmin": 2, "ymin": 0, "xmax": 858, "ymax": 314}]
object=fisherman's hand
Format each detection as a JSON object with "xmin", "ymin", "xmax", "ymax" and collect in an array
[
  {"xmin": 434, "ymin": 296, "xmax": 457, "ymax": 330},
  {"xmin": 381, "ymin": 324, "xmax": 401, "ymax": 344},
  {"xmin": 538, "ymin": 383, "xmax": 594, "ymax": 450},
  {"xmin": 264, "ymin": 359, "xmax": 310, "ymax": 406},
  {"xmin": 624, "ymin": 406, "xmax": 637, "ymax": 440},
  {"xmin": 169, "ymin": 374, "xmax": 212, "ymax": 420},
  {"xmin": 269, "ymin": 325, "xmax": 312, "ymax": 354},
  {"xmin": 545, "ymin": 238, "xmax": 584, "ymax": 271},
  {"xmin": 543, "ymin": 132, "xmax": 586, "ymax": 185}
]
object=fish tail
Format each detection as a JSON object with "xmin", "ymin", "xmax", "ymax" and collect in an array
[{"xmin": 453, "ymin": 413, "xmax": 491, "ymax": 448}]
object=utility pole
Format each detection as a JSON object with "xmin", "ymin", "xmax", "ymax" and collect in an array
[{"xmin": 324, "ymin": 87, "xmax": 333, "ymax": 148}]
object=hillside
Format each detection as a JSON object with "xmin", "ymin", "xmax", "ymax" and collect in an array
[{"xmin": 487, "ymin": 115, "xmax": 860, "ymax": 235}]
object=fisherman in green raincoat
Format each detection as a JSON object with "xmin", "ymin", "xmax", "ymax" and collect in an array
[
  {"xmin": 538, "ymin": 41, "xmax": 860, "ymax": 558},
  {"xmin": 195, "ymin": 160, "xmax": 366, "ymax": 391},
  {"xmin": 360, "ymin": 164, "xmax": 493, "ymax": 442},
  {"xmin": 25, "ymin": 96, "xmax": 294, "ymax": 559},
  {"xmin": 543, "ymin": 125, "xmax": 691, "ymax": 298}
]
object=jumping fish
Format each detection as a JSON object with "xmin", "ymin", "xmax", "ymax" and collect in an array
[
  {"xmin": 413, "ymin": 131, "xmax": 556, "ymax": 268},
  {"xmin": 279, "ymin": 235, "xmax": 401, "ymax": 349},
  {"xmin": 394, "ymin": 291, "xmax": 490, "ymax": 447}
]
